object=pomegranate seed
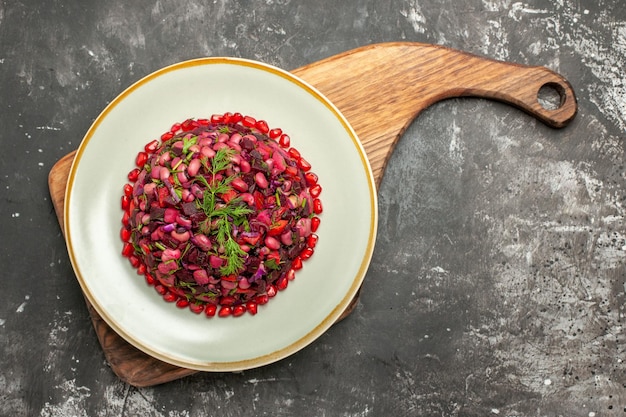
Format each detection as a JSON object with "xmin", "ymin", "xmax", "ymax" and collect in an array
[
  {"xmin": 170, "ymin": 122, "xmax": 181, "ymax": 133},
  {"xmin": 305, "ymin": 172, "xmax": 318, "ymax": 186},
  {"xmin": 163, "ymin": 291, "xmax": 178, "ymax": 303},
  {"xmin": 278, "ymin": 134, "xmax": 290, "ymax": 148},
  {"xmin": 269, "ymin": 128, "xmax": 282, "ymax": 139},
  {"xmin": 205, "ymin": 304, "xmax": 217, "ymax": 317},
  {"xmin": 300, "ymin": 247, "xmax": 314, "ymax": 260},
  {"xmin": 231, "ymin": 112, "xmax": 243, "ymax": 123},
  {"xmin": 121, "ymin": 211, "xmax": 130, "ymax": 227},
  {"xmin": 123, "ymin": 183, "xmax": 133, "ymax": 197},
  {"xmin": 189, "ymin": 303, "xmax": 204, "ymax": 314},
  {"xmin": 276, "ymin": 275, "xmax": 288, "ymax": 290},
  {"xmin": 313, "ymin": 198, "xmax": 323, "ymax": 214},
  {"xmin": 218, "ymin": 306, "xmax": 232, "ymax": 317},
  {"xmin": 309, "ymin": 183, "xmax": 322, "ymax": 198},
  {"xmin": 245, "ymin": 301, "xmax": 257, "ymax": 315},
  {"xmin": 122, "ymin": 242, "xmax": 134, "ymax": 257},
  {"xmin": 297, "ymin": 157, "xmax": 311, "ymax": 172},
  {"xmin": 135, "ymin": 151, "xmax": 148, "ymax": 167},
  {"xmin": 161, "ymin": 131, "xmax": 174, "ymax": 141},
  {"xmin": 307, "ymin": 233, "xmax": 319, "ymax": 248},
  {"xmin": 127, "ymin": 168, "xmax": 140, "ymax": 182},
  {"xmin": 129, "ymin": 255, "xmax": 141, "ymax": 268},
  {"xmin": 181, "ymin": 119, "xmax": 195, "ymax": 131},
  {"xmin": 311, "ymin": 216, "xmax": 321, "ymax": 232},
  {"xmin": 291, "ymin": 256, "xmax": 303, "ymax": 270},
  {"xmin": 255, "ymin": 294, "xmax": 269, "ymax": 305},
  {"xmin": 120, "ymin": 227, "xmax": 131, "ymax": 242},
  {"xmin": 285, "ymin": 268, "xmax": 296, "ymax": 281},
  {"xmin": 137, "ymin": 264, "xmax": 147, "ymax": 275},
  {"xmin": 288, "ymin": 147, "xmax": 300, "ymax": 159},
  {"xmin": 233, "ymin": 304, "xmax": 246, "ymax": 316},
  {"xmin": 154, "ymin": 284, "xmax": 167, "ymax": 295},
  {"xmin": 176, "ymin": 298, "xmax": 190, "ymax": 308},
  {"xmin": 242, "ymin": 115, "xmax": 256, "ymax": 127},
  {"xmin": 255, "ymin": 120, "xmax": 269, "ymax": 134},
  {"xmin": 144, "ymin": 139, "xmax": 159, "ymax": 154},
  {"xmin": 121, "ymin": 195, "xmax": 130, "ymax": 211},
  {"xmin": 145, "ymin": 273, "xmax": 156, "ymax": 286},
  {"xmin": 267, "ymin": 285, "xmax": 277, "ymax": 298},
  {"xmin": 210, "ymin": 114, "xmax": 224, "ymax": 123}
]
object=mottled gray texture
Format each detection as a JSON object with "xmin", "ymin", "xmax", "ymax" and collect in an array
[{"xmin": 1, "ymin": 0, "xmax": 625, "ymax": 416}]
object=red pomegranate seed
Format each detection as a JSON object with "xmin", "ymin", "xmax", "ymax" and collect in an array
[
  {"xmin": 297, "ymin": 157, "xmax": 311, "ymax": 172},
  {"xmin": 120, "ymin": 227, "xmax": 131, "ymax": 242},
  {"xmin": 121, "ymin": 211, "xmax": 130, "ymax": 227},
  {"xmin": 291, "ymin": 256, "xmax": 303, "ymax": 270},
  {"xmin": 189, "ymin": 303, "xmax": 204, "ymax": 314},
  {"xmin": 242, "ymin": 115, "xmax": 256, "ymax": 128},
  {"xmin": 246, "ymin": 301, "xmax": 258, "ymax": 315},
  {"xmin": 127, "ymin": 168, "xmax": 140, "ymax": 182},
  {"xmin": 163, "ymin": 291, "xmax": 178, "ymax": 303},
  {"xmin": 170, "ymin": 122, "xmax": 181, "ymax": 133},
  {"xmin": 304, "ymin": 172, "xmax": 318, "ymax": 186},
  {"xmin": 154, "ymin": 284, "xmax": 167, "ymax": 295},
  {"xmin": 135, "ymin": 151, "xmax": 148, "ymax": 167},
  {"xmin": 205, "ymin": 304, "xmax": 217, "ymax": 317},
  {"xmin": 176, "ymin": 298, "xmax": 190, "ymax": 308},
  {"xmin": 276, "ymin": 275, "xmax": 288, "ymax": 291},
  {"xmin": 121, "ymin": 242, "xmax": 134, "ymax": 257},
  {"xmin": 288, "ymin": 147, "xmax": 300, "ymax": 159},
  {"xmin": 181, "ymin": 119, "xmax": 195, "ymax": 131},
  {"xmin": 300, "ymin": 247, "xmax": 314, "ymax": 260},
  {"xmin": 255, "ymin": 294, "xmax": 269, "ymax": 305},
  {"xmin": 269, "ymin": 128, "xmax": 282, "ymax": 139},
  {"xmin": 313, "ymin": 198, "xmax": 323, "ymax": 214},
  {"xmin": 129, "ymin": 255, "xmax": 141, "ymax": 268},
  {"xmin": 136, "ymin": 264, "xmax": 146, "ymax": 275},
  {"xmin": 123, "ymin": 183, "xmax": 133, "ymax": 197},
  {"xmin": 210, "ymin": 114, "xmax": 224, "ymax": 124},
  {"xmin": 121, "ymin": 195, "xmax": 130, "ymax": 211},
  {"xmin": 278, "ymin": 134, "xmax": 290, "ymax": 148},
  {"xmin": 311, "ymin": 216, "xmax": 321, "ymax": 232},
  {"xmin": 145, "ymin": 273, "xmax": 156, "ymax": 286},
  {"xmin": 255, "ymin": 119, "xmax": 269, "ymax": 134},
  {"xmin": 285, "ymin": 268, "xmax": 296, "ymax": 281},
  {"xmin": 144, "ymin": 139, "xmax": 159, "ymax": 154},
  {"xmin": 161, "ymin": 132, "xmax": 174, "ymax": 142},
  {"xmin": 307, "ymin": 233, "xmax": 319, "ymax": 248},
  {"xmin": 267, "ymin": 285, "xmax": 277, "ymax": 298},
  {"xmin": 233, "ymin": 305, "xmax": 246, "ymax": 316},
  {"xmin": 218, "ymin": 306, "xmax": 232, "ymax": 317},
  {"xmin": 231, "ymin": 112, "xmax": 243, "ymax": 123},
  {"xmin": 309, "ymin": 183, "xmax": 322, "ymax": 198}
]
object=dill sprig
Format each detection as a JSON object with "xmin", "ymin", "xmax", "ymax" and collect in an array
[{"xmin": 198, "ymin": 148, "xmax": 252, "ymax": 275}]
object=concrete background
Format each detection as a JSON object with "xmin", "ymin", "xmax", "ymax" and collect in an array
[{"xmin": 1, "ymin": 1, "xmax": 624, "ymax": 416}]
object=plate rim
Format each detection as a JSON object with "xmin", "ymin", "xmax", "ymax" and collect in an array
[{"xmin": 64, "ymin": 57, "xmax": 378, "ymax": 371}]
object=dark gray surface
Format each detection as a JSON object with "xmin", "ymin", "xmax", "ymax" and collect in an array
[{"xmin": 1, "ymin": 1, "xmax": 625, "ymax": 416}]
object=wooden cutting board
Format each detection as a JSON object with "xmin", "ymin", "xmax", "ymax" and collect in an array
[{"xmin": 48, "ymin": 42, "xmax": 577, "ymax": 387}]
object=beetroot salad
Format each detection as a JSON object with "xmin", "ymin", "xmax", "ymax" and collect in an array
[{"xmin": 120, "ymin": 113, "xmax": 323, "ymax": 318}]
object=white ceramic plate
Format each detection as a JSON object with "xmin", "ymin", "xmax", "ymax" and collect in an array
[{"xmin": 65, "ymin": 57, "xmax": 377, "ymax": 371}]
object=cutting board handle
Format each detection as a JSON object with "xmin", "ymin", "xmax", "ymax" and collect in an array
[{"xmin": 293, "ymin": 42, "xmax": 577, "ymax": 187}]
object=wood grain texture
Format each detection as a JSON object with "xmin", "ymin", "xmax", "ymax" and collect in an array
[{"xmin": 47, "ymin": 42, "xmax": 576, "ymax": 387}]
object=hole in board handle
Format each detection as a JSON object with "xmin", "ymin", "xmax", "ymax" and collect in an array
[{"xmin": 537, "ymin": 82, "xmax": 566, "ymax": 111}]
